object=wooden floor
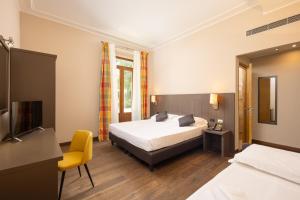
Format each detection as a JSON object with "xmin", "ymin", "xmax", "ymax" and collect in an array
[{"xmin": 60, "ymin": 142, "xmax": 230, "ymax": 200}]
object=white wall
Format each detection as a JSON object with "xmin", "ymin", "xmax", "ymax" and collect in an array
[
  {"xmin": 20, "ymin": 13, "xmax": 147, "ymax": 143},
  {"xmin": 0, "ymin": 0, "xmax": 20, "ymax": 140},
  {"xmin": 252, "ymin": 49, "xmax": 300, "ymax": 148}
]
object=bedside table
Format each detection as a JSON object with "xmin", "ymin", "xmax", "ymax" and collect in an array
[{"xmin": 203, "ymin": 129, "xmax": 233, "ymax": 157}]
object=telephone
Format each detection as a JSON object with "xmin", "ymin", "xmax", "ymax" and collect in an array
[
  {"xmin": 208, "ymin": 119, "xmax": 223, "ymax": 131},
  {"xmin": 214, "ymin": 119, "xmax": 223, "ymax": 131},
  {"xmin": 208, "ymin": 119, "xmax": 216, "ymax": 130}
]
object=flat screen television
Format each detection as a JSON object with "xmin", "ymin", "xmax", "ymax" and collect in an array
[
  {"xmin": 0, "ymin": 36, "xmax": 9, "ymax": 113},
  {"xmin": 10, "ymin": 101, "xmax": 43, "ymax": 137}
]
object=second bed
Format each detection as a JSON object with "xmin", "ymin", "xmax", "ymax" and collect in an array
[{"xmin": 109, "ymin": 114, "xmax": 207, "ymax": 170}]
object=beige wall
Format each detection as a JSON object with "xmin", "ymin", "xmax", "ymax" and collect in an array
[
  {"xmin": 20, "ymin": 13, "xmax": 146, "ymax": 143},
  {"xmin": 149, "ymin": 4, "xmax": 300, "ymax": 95},
  {"xmin": 0, "ymin": 0, "xmax": 20, "ymax": 47},
  {"xmin": 0, "ymin": 0, "xmax": 20, "ymax": 140},
  {"xmin": 252, "ymin": 49, "xmax": 300, "ymax": 148},
  {"xmin": 149, "ymin": 3, "xmax": 300, "ymax": 149}
]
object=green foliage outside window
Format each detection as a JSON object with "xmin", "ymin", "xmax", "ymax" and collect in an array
[{"xmin": 116, "ymin": 58, "xmax": 133, "ymax": 68}]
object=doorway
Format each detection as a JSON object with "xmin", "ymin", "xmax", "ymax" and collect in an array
[
  {"xmin": 236, "ymin": 41, "xmax": 300, "ymax": 150},
  {"xmin": 237, "ymin": 62, "xmax": 253, "ymax": 149}
]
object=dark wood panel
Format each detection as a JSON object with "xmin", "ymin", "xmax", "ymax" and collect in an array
[
  {"xmin": 0, "ymin": 160, "xmax": 59, "ymax": 200},
  {"xmin": 0, "ymin": 40, "xmax": 9, "ymax": 111},
  {"xmin": 150, "ymin": 93, "xmax": 235, "ymax": 148},
  {"xmin": 59, "ymin": 142, "xmax": 229, "ymax": 200},
  {"xmin": 10, "ymin": 48, "xmax": 56, "ymax": 129}
]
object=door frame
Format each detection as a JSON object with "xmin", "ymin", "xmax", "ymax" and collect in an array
[
  {"xmin": 117, "ymin": 65, "xmax": 133, "ymax": 122},
  {"xmin": 238, "ymin": 64, "xmax": 248, "ymax": 144},
  {"xmin": 236, "ymin": 60, "xmax": 253, "ymax": 150}
]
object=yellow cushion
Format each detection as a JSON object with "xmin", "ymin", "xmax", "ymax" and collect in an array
[
  {"xmin": 58, "ymin": 151, "xmax": 83, "ymax": 171},
  {"xmin": 69, "ymin": 131, "xmax": 90, "ymax": 152},
  {"xmin": 69, "ymin": 130, "xmax": 93, "ymax": 164}
]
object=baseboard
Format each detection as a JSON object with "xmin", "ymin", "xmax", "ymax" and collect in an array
[
  {"xmin": 59, "ymin": 136, "xmax": 99, "ymax": 147},
  {"xmin": 252, "ymin": 139, "xmax": 300, "ymax": 153}
]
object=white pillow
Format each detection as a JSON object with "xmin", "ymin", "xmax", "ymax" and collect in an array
[
  {"xmin": 232, "ymin": 144, "xmax": 300, "ymax": 184},
  {"xmin": 194, "ymin": 117, "xmax": 208, "ymax": 127},
  {"xmin": 150, "ymin": 114, "xmax": 157, "ymax": 121}
]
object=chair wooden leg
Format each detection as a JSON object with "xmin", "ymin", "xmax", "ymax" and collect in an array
[
  {"xmin": 78, "ymin": 166, "xmax": 81, "ymax": 177},
  {"xmin": 58, "ymin": 171, "xmax": 66, "ymax": 200},
  {"xmin": 84, "ymin": 164, "xmax": 94, "ymax": 187}
]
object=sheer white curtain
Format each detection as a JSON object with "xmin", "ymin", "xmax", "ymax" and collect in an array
[
  {"xmin": 132, "ymin": 51, "xmax": 141, "ymax": 120},
  {"xmin": 109, "ymin": 43, "xmax": 119, "ymax": 123}
]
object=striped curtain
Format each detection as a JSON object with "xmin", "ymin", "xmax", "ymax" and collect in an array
[
  {"xmin": 140, "ymin": 51, "xmax": 148, "ymax": 119},
  {"xmin": 99, "ymin": 42, "xmax": 111, "ymax": 141}
]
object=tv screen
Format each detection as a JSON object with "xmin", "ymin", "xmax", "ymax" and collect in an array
[
  {"xmin": 11, "ymin": 101, "xmax": 43, "ymax": 137},
  {"xmin": 0, "ymin": 37, "xmax": 9, "ymax": 112}
]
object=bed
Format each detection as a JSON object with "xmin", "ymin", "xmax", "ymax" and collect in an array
[
  {"xmin": 187, "ymin": 144, "xmax": 300, "ymax": 200},
  {"xmin": 109, "ymin": 114, "xmax": 207, "ymax": 170}
]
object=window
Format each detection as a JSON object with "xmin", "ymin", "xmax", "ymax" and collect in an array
[
  {"xmin": 117, "ymin": 57, "xmax": 133, "ymax": 122},
  {"xmin": 123, "ymin": 70, "xmax": 132, "ymax": 112},
  {"xmin": 116, "ymin": 57, "xmax": 133, "ymax": 68}
]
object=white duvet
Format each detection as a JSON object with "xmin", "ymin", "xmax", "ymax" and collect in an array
[
  {"xmin": 109, "ymin": 115, "xmax": 207, "ymax": 151},
  {"xmin": 187, "ymin": 144, "xmax": 300, "ymax": 200}
]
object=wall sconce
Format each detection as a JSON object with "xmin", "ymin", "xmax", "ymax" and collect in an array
[
  {"xmin": 151, "ymin": 95, "xmax": 157, "ymax": 105},
  {"xmin": 1, "ymin": 36, "xmax": 14, "ymax": 47},
  {"xmin": 210, "ymin": 93, "xmax": 219, "ymax": 110}
]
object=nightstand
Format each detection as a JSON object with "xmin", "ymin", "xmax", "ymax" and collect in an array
[{"xmin": 203, "ymin": 129, "xmax": 233, "ymax": 157}]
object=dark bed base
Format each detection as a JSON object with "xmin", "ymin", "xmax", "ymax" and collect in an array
[{"xmin": 109, "ymin": 132, "xmax": 203, "ymax": 171}]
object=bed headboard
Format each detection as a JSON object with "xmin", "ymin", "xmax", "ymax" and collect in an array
[{"xmin": 150, "ymin": 93, "xmax": 235, "ymax": 141}]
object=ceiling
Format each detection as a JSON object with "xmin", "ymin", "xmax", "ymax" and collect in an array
[{"xmin": 20, "ymin": 0, "xmax": 299, "ymax": 49}]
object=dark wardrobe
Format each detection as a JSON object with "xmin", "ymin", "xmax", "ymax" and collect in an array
[
  {"xmin": 10, "ymin": 48, "xmax": 56, "ymax": 129},
  {"xmin": 0, "ymin": 48, "xmax": 59, "ymax": 200}
]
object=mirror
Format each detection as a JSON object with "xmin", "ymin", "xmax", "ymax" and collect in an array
[{"xmin": 258, "ymin": 76, "xmax": 277, "ymax": 124}]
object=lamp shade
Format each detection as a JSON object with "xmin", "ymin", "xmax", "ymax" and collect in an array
[
  {"xmin": 210, "ymin": 93, "xmax": 219, "ymax": 109},
  {"xmin": 151, "ymin": 95, "xmax": 157, "ymax": 103}
]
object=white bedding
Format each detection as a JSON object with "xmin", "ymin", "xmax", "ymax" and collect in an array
[
  {"xmin": 232, "ymin": 144, "xmax": 300, "ymax": 184},
  {"xmin": 187, "ymin": 144, "xmax": 300, "ymax": 200},
  {"xmin": 109, "ymin": 116, "xmax": 207, "ymax": 151},
  {"xmin": 187, "ymin": 162, "xmax": 300, "ymax": 200}
]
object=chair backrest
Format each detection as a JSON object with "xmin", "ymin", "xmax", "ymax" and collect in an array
[{"xmin": 69, "ymin": 130, "xmax": 93, "ymax": 164}]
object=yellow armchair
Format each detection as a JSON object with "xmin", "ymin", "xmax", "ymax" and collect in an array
[{"xmin": 58, "ymin": 130, "xmax": 94, "ymax": 200}]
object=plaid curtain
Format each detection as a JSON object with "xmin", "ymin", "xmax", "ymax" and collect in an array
[
  {"xmin": 99, "ymin": 42, "xmax": 111, "ymax": 141},
  {"xmin": 140, "ymin": 51, "xmax": 148, "ymax": 119}
]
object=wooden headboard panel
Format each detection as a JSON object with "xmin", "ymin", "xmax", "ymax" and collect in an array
[{"xmin": 150, "ymin": 93, "xmax": 235, "ymax": 137}]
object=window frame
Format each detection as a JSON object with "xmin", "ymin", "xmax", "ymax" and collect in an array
[{"xmin": 117, "ymin": 57, "xmax": 133, "ymax": 122}]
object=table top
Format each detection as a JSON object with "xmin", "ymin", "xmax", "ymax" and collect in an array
[
  {"xmin": 203, "ymin": 129, "xmax": 231, "ymax": 135},
  {"xmin": 0, "ymin": 128, "xmax": 63, "ymax": 175}
]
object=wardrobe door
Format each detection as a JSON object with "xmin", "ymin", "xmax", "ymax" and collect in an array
[{"xmin": 10, "ymin": 48, "xmax": 57, "ymax": 129}]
